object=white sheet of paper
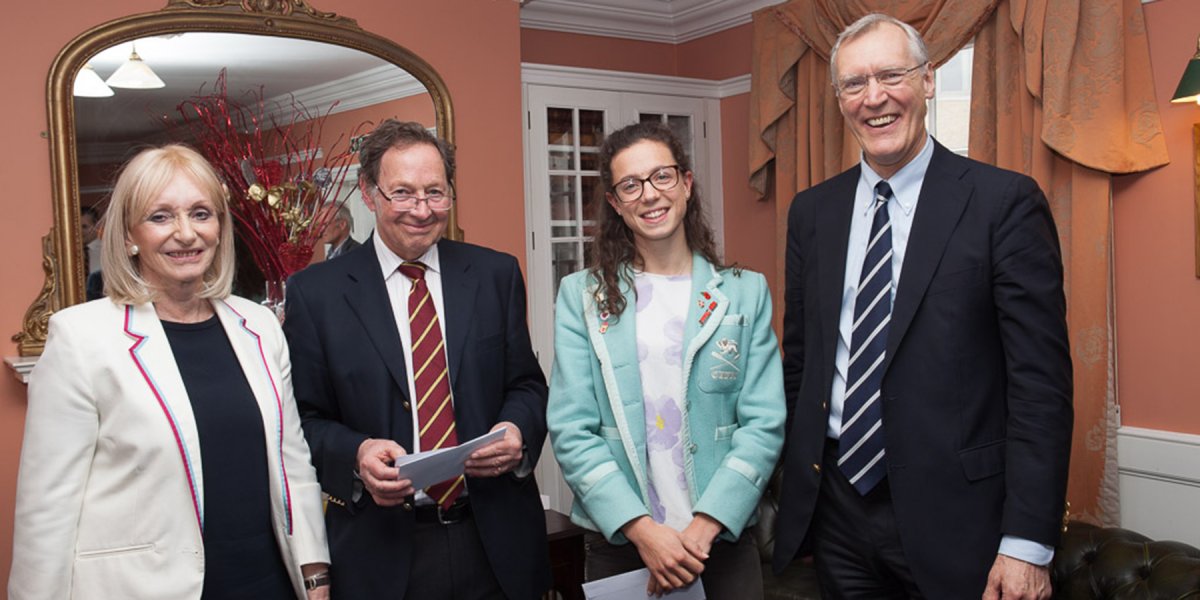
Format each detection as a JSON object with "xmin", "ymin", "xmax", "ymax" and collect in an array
[
  {"xmin": 393, "ymin": 427, "xmax": 507, "ymax": 489},
  {"xmin": 581, "ymin": 568, "xmax": 706, "ymax": 600}
]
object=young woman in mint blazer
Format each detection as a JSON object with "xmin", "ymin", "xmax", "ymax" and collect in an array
[{"xmin": 548, "ymin": 122, "xmax": 785, "ymax": 599}]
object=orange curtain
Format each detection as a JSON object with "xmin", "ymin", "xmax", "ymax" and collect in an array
[{"xmin": 749, "ymin": 0, "xmax": 1168, "ymax": 525}]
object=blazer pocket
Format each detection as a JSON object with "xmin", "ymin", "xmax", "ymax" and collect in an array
[
  {"xmin": 959, "ymin": 439, "xmax": 1006, "ymax": 482},
  {"xmin": 697, "ymin": 316, "xmax": 748, "ymax": 394},
  {"xmin": 927, "ymin": 264, "xmax": 987, "ymax": 297},
  {"xmin": 77, "ymin": 543, "xmax": 156, "ymax": 560}
]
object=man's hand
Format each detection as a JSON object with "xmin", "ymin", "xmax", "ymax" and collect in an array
[
  {"xmin": 982, "ymin": 554, "xmax": 1051, "ymax": 600},
  {"xmin": 465, "ymin": 421, "xmax": 524, "ymax": 478},
  {"xmin": 356, "ymin": 438, "xmax": 413, "ymax": 506},
  {"xmin": 622, "ymin": 516, "xmax": 707, "ymax": 596}
]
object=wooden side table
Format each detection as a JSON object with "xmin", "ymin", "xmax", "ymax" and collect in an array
[{"xmin": 544, "ymin": 509, "xmax": 586, "ymax": 600}]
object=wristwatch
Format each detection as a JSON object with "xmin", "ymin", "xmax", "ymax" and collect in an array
[{"xmin": 304, "ymin": 571, "xmax": 331, "ymax": 590}]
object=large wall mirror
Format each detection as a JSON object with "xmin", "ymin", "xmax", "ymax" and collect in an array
[{"xmin": 14, "ymin": 0, "xmax": 455, "ymax": 356}]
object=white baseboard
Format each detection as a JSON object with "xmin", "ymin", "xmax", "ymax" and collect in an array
[{"xmin": 1117, "ymin": 425, "xmax": 1200, "ymax": 547}]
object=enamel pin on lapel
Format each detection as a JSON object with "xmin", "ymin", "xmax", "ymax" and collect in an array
[
  {"xmin": 698, "ymin": 291, "xmax": 716, "ymax": 325},
  {"xmin": 599, "ymin": 311, "xmax": 610, "ymax": 334}
]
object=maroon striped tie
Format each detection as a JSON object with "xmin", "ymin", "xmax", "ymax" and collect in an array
[{"xmin": 398, "ymin": 261, "xmax": 462, "ymax": 509}]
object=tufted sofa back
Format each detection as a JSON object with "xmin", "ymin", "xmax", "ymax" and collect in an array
[{"xmin": 1052, "ymin": 522, "xmax": 1200, "ymax": 599}]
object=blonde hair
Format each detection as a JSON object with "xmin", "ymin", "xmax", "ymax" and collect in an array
[{"xmin": 102, "ymin": 144, "xmax": 235, "ymax": 304}]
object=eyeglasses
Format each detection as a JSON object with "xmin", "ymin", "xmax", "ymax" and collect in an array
[
  {"xmin": 373, "ymin": 186, "xmax": 453, "ymax": 212},
  {"xmin": 610, "ymin": 165, "xmax": 682, "ymax": 203},
  {"xmin": 834, "ymin": 63, "xmax": 928, "ymax": 98}
]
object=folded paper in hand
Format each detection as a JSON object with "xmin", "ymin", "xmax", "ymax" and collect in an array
[
  {"xmin": 394, "ymin": 427, "xmax": 506, "ymax": 489},
  {"xmin": 582, "ymin": 568, "xmax": 706, "ymax": 600}
]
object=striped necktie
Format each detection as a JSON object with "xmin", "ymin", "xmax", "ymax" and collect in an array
[
  {"xmin": 838, "ymin": 180, "xmax": 894, "ymax": 495},
  {"xmin": 398, "ymin": 261, "xmax": 463, "ymax": 509}
]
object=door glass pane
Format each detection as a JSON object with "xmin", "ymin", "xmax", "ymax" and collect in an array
[
  {"xmin": 668, "ymin": 115, "xmax": 692, "ymax": 155},
  {"xmin": 549, "ymin": 150, "xmax": 574, "ymax": 171},
  {"xmin": 550, "ymin": 175, "xmax": 577, "ymax": 237},
  {"xmin": 552, "ymin": 242, "xmax": 581, "ymax": 296},
  {"xmin": 579, "ymin": 150, "xmax": 600, "ymax": 171},
  {"xmin": 579, "ymin": 110, "xmax": 604, "ymax": 147},
  {"xmin": 639, "ymin": 112, "xmax": 662, "ymax": 125},
  {"xmin": 547, "ymin": 107, "xmax": 573, "ymax": 146}
]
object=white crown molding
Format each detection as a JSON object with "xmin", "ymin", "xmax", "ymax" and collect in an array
[
  {"xmin": 262, "ymin": 64, "xmax": 426, "ymax": 124},
  {"xmin": 520, "ymin": 0, "xmax": 784, "ymax": 44},
  {"xmin": 522, "ymin": 63, "xmax": 749, "ymax": 99}
]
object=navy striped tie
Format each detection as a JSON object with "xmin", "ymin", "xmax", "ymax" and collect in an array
[{"xmin": 838, "ymin": 180, "xmax": 893, "ymax": 495}]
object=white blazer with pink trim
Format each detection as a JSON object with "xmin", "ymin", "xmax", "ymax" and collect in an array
[{"xmin": 9, "ymin": 296, "xmax": 328, "ymax": 600}]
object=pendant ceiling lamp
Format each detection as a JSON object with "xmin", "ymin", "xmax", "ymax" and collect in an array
[
  {"xmin": 105, "ymin": 44, "xmax": 165, "ymax": 89},
  {"xmin": 74, "ymin": 64, "xmax": 114, "ymax": 98}
]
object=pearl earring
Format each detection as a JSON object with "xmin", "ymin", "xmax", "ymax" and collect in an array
[{"xmin": 130, "ymin": 245, "xmax": 139, "ymax": 256}]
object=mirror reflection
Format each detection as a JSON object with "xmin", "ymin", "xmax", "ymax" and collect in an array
[{"xmin": 73, "ymin": 32, "xmax": 436, "ymax": 297}]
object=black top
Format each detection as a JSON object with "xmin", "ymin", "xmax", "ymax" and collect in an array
[{"xmin": 163, "ymin": 315, "xmax": 293, "ymax": 599}]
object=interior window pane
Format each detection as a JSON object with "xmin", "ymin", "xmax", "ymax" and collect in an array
[
  {"xmin": 548, "ymin": 107, "xmax": 574, "ymax": 146},
  {"xmin": 640, "ymin": 113, "xmax": 663, "ymax": 124},
  {"xmin": 581, "ymin": 175, "xmax": 600, "ymax": 222}
]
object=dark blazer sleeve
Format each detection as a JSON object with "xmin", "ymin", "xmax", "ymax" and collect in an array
[
  {"xmin": 283, "ymin": 275, "xmax": 369, "ymax": 506},
  {"xmin": 991, "ymin": 174, "xmax": 1073, "ymax": 545},
  {"xmin": 782, "ymin": 190, "xmax": 812, "ymax": 436},
  {"xmin": 494, "ymin": 255, "xmax": 549, "ymax": 468}
]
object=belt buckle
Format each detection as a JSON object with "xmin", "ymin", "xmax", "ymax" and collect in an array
[{"xmin": 436, "ymin": 502, "xmax": 460, "ymax": 525}]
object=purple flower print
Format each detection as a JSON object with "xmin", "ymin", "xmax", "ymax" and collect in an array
[
  {"xmin": 647, "ymin": 481, "xmax": 666, "ymax": 523},
  {"xmin": 645, "ymin": 394, "xmax": 682, "ymax": 450}
]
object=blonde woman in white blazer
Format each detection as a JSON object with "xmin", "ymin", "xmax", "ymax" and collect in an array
[{"xmin": 9, "ymin": 145, "xmax": 329, "ymax": 599}]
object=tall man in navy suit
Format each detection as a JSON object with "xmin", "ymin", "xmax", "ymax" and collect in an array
[
  {"xmin": 284, "ymin": 120, "xmax": 550, "ymax": 599},
  {"xmin": 773, "ymin": 14, "xmax": 1073, "ymax": 600}
]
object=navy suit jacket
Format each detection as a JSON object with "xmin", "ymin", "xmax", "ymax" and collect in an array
[
  {"xmin": 284, "ymin": 238, "xmax": 550, "ymax": 599},
  {"xmin": 773, "ymin": 142, "xmax": 1073, "ymax": 598}
]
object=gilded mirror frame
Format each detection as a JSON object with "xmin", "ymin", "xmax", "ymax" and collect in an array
[{"xmin": 14, "ymin": 0, "xmax": 457, "ymax": 356}]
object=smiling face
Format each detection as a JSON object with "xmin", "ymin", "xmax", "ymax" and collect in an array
[
  {"xmin": 606, "ymin": 140, "xmax": 693, "ymax": 251},
  {"xmin": 834, "ymin": 22, "xmax": 934, "ymax": 179},
  {"xmin": 361, "ymin": 142, "xmax": 450, "ymax": 260},
  {"xmin": 127, "ymin": 172, "xmax": 221, "ymax": 294}
]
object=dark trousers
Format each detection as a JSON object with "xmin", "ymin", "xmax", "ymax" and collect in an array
[
  {"xmin": 404, "ymin": 513, "xmax": 506, "ymax": 600},
  {"xmin": 583, "ymin": 530, "xmax": 763, "ymax": 600},
  {"xmin": 811, "ymin": 439, "xmax": 924, "ymax": 600}
]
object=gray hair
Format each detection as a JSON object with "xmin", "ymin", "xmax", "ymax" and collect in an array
[
  {"xmin": 830, "ymin": 13, "xmax": 929, "ymax": 84},
  {"xmin": 335, "ymin": 204, "xmax": 353, "ymax": 229}
]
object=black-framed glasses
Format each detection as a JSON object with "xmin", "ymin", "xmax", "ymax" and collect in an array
[
  {"xmin": 834, "ymin": 63, "xmax": 928, "ymax": 98},
  {"xmin": 372, "ymin": 186, "xmax": 454, "ymax": 212},
  {"xmin": 610, "ymin": 165, "xmax": 682, "ymax": 203}
]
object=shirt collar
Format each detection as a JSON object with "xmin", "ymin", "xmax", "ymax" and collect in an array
[
  {"xmin": 373, "ymin": 234, "xmax": 441, "ymax": 280},
  {"xmin": 857, "ymin": 134, "xmax": 933, "ymax": 217}
]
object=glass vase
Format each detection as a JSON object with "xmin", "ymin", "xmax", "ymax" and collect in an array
[{"xmin": 263, "ymin": 278, "xmax": 286, "ymax": 322}]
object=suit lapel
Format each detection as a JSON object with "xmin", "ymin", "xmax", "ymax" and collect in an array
[
  {"xmin": 438, "ymin": 241, "xmax": 478, "ymax": 389},
  {"xmin": 122, "ymin": 302, "xmax": 205, "ymax": 531},
  {"xmin": 886, "ymin": 145, "xmax": 971, "ymax": 367},
  {"xmin": 818, "ymin": 169, "xmax": 858, "ymax": 372},
  {"xmin": 342, "ymin": 241, "xmax": 410, "ymax": 398}
]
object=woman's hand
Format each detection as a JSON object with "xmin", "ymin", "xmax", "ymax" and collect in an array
[
  {"xmin": 621, "ymin": 516, "xmax": 707, "ymax": 595},
  {"xmin": 681, "ymin": 513, "xmax": 723, "ymax": 558}
]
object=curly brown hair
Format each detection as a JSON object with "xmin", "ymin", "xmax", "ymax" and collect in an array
[{"xmin": 590, "ymin": 121, "xmax": 724, "ymax": 317}]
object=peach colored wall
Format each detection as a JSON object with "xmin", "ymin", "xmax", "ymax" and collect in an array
[
  {"xmin": 0, "ymin": 0, "xmax": 524, "ymax": 585},
  {"xmin": 719, "ymin": 93, "xmax": 777, "ymax": 289},
  {"xmin": 521, "ymin": 29, "xmax": 677, "ymax": 75},
  {"xmin": 520, "ymin": 24, "xmax": 752, "ymax": 81},
  {"xmin": 1112, "ymin": 0, "xmax": 1200, "ymax": 434}
]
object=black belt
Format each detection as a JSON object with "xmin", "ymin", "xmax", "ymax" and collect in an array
[{"xmin": 413, "ymin": 497, "xmax": 472, "ymax": 525}]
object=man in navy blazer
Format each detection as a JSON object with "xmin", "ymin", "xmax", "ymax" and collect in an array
[
  {"xmin": 284, "ymin": 120, "xmax": 550, "ymax": 599},
  {"xmin": 772, "ymin": 14, "xmax": 1073, "ymax": 600}
]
